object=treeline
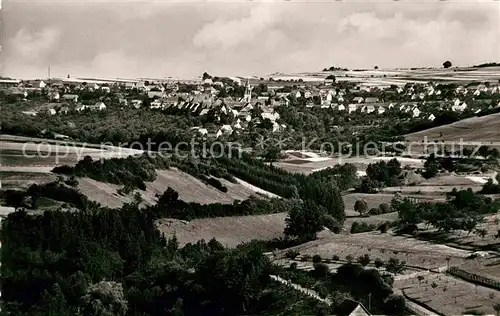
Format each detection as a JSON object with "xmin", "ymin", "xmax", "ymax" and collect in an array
[
  {"xmin": 358, "ymin": 158, "xmax": 402, "ymax": 193},
  {"xmin": 393, "ymin": 188, "xmax": 500, "ymax": 234},
  {"xmin": 0, "ymin": 181, "xmax": 101, "ymax": 211},
  {"xmin": 149, "ymin": 188, "xmax": 289, "ymax": 220}
]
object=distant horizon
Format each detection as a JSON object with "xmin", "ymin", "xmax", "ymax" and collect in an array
[{"xmin": 3, "ymin": 61, "xmax": 500, "ymax": 82}]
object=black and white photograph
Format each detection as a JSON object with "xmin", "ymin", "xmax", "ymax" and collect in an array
[{"xmin": 1, "ymin": 0, "xmax": 500, "ymax": 315}]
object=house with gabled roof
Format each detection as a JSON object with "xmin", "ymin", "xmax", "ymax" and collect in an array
[
  {"xmin": 348, "ymin": 104, "xmax": 358, "ymax": 113},
  {"xmin": 353, "ymin": 96, "xmax": 364, "ymax": 103}
]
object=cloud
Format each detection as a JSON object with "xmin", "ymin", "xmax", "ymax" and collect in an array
[
  {"xmin": 8, "ymin": 28, "xmax": 61, "ymax": 61},
  {"xmin": 192, "ymin": 4, "xmax": 280, "ymax": 50}
]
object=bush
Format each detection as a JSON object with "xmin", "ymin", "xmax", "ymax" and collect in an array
[
  {"xmin": 332, "ymin": 255, "xmax": 340, "ymax": 261},
  {"xmin": 378, "ymin": 222, "xmax": 388, "ymax": 233},
  {"xmin": 379, "ymin": 203, "xmax": 391, "ymax": 213},
  {"xmin": 285, "ymin": 249, "xmax": 300, "ymax": 260},
  {"xmin": 312, "ymin": 254, "xmax": 322, "ymax": 264},
  {"xmin": 301, "ymin": 254, "xmax": 311, "ymax": 262},
  {"xmin": 368, "ymin": 207, "xmax": 381, "ymax": 216},
  {"xmin": 289, "ymin": 262, "xmax": 298, "ymax": 270},
  {"xmin": 374, "ymin": 258, "xmax": 384, "ymax": 268},
  {"xmin": 322, "ymin": 214, "xmax": 341, "ymax": 233},
  {"xmin": 350, "ymin": 221, "xmax": 377, "ymax": 234}
]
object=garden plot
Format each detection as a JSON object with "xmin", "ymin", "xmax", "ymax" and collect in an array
[
  {"xmin": 277, "ymin": 232, "xmax": 472, "ymax": 271},
  {"xmin": 395, "ymin": 273, "xmax": 500, "ymax": 316}
]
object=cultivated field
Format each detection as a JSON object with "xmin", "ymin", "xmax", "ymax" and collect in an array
[
  {"xmin": 405, "ymin": 113, "xmax": 500, "ymax": 145},
  {"xmin": 395, "ymin": 272, "xmax": 500, "ymax": 315}
]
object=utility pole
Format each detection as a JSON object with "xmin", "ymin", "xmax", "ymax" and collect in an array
[
  {"xmin": 368, "ymin": 293, "xmax": 371, "ymax": 311},
  {"xmin": 48, "ymin": 65, "xmax": 51, "ymax": 80}
]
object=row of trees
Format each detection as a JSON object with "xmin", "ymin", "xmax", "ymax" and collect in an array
[{"xmin": 393, "ymin": 188, "xmax": 500, "ymax": 234}]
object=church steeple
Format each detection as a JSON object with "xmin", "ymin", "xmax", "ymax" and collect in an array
[{"xmin": 243, "ymin": 78, "xmax": 252, "ymax": 103}]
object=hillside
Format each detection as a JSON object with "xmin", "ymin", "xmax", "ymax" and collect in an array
[
  {"xmin": 77, "ymin": 169, "xmax": 269, "ymax": 208},
  {"xmin": 405, "ymin": 113, "xmax": 500, "ymax": 144}
]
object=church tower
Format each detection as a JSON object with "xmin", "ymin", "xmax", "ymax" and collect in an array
[{"xmin": 243, "ymin": 78, "xmax": 252, "ymax": 103}]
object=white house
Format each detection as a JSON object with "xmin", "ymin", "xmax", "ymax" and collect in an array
[
  {"xmin": 337, "ymin": 104, "xmax": 346, "ymax": 111},
  {"xmin": 348, "ymin": 104, "xmax": 357, "ymax": 113},
  {"xmin": 428, "ymin": 114, "xmax": 436, "ymax": 121},
  {"xmin": 199, "ymin": 108, "xmax": 209, "ymax": 116},
  {"xmin": 75, "ymin": 104, "xmax": 87, "ymax": 112},
  {"xmin": 198, "ymin": 128, "xmax": 208, "ymax": 136},
  {"xmin": 101, "ymin": 86, "xmax": 111, "ymax": 93},
  {"xmin": 366, "ymin": 105, "xmax": 375, "ymax": 114},
  {"xmin": 388, "ymin": 103, "xmax": 395, "ymax": 109},
  {"xmin": 338, "ymin": 96, "xmax": 344, "ymax": 103},
  {"xmin": 46, "ymin": 108, "xmax": 57, "ymax": 116},
  {"xmin": 48, "ymin": 91, "xmax": 60, "ymax": 101},
  {"xmin": 377, "ymin": 106, "xmax": 385, "ymax": 114},
  {"xmin": 62, "ymin": 94, "xmax": 79, "ymax": 103},
  {"xmin": 90, "ymin": 102, "xmax": 106, "ymax": 111},
  {"xmin": 353, "ymin": 96, "xmax": 364, "ymax": 103},
  {"xmin": 203, "ymin": 78, "xmax": 213, "ymax": 85},
  {"xmin": 220, "ymin": 124, "xmax": 233, "ymax": 135},
  {"xmin": 412, "ymin": 107, "xmax": 421, "ymax": 118},
  {"xmin": 150, "ymin": 100, "xmax": 163, "ymax": 109},
  {"xmin": 131, "ymin": 99, "xmax": 142, "ymax": 109}
]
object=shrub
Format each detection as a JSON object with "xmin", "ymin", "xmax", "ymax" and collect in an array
[
  {"xmin": 332, "ymin": 255, "xmax": 340, "ymax": 261},
  {"xmin": 285, "ymin": 249, "xmax": 300, "ymax": 260},
  {"xmin": 289, "ymin": 262, "xmax": 298, "ymax": 270},
  {"xmin": 322, "ymin": 214, "xmax": 341, "ymax": 233},
  {"xmin": 374, "ymin": 258, "xmax": 384, "ymax": 268},
  {"xmin": 357, "ymin": 254, "xmax": 371, "ymax": 266},
  {"xmin": 379, "ymin": 203, "xmax": 391, "ymax": 213},
  {"xmin": 312, "ymin": 254, "xmax": 322, "ymax": 264},
  {"xmin": 368, "ymin": 207, "xmax": 381, "ymax": 215},
  {"xmin": 378, "ymin": 222, "xmax": 388, "ymax": 233},
  {"xmin": 301, "ymin": 254, "xmax": 311, "ymax": 262}
]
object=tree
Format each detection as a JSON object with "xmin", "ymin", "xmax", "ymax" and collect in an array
[
  {"xmin": 443, "ymin": 61, "xmax": 452, "ymax": 68},
  {"xmin": 325, "ymin": 75, "xmax": 336, "ymax": 82},
  {"xmin": 384, "ymin": 294, "xmax": 406, "ymax": 316},
  {"xmin": 385, "ymin": 258, "xmax": 406, "ymax": 275},
  {"xmin": 379, "ymin": 203, "xmax": 390, "ymax": 214},
  {"xmin": 322, "ymin": 214, "xmax": 341, "ymax": 233},
  {"xmin": 374, "ymin": 258, "xmax": 384, "ymax": 268},
  {"xmin": 284, "ymin": 199, "xmax": 325, "ymax": 241},
  {"xmin": 423, "ymin": 154, "xmax": 440, "ymax": 179},
  {"xmin": 202, "ymin": 72, "xmax": 212, "ymax": 80},
  {"xmin": 357, "ymin": 254, "xmax": 371, "ymax": 267},
  {"xmin": 345, "ymin": 254, "xmax": 354, "ymax": 263},
  {"xmin": 374, "ymin": 65, "xmax": 379, "ymax": 70},
  {"xmin": 354, "ymin": 199, "xmax": 368, "ymax": 216},
  {"xmin": 493, "ymin": 303, "xmax": 500, "ymax": 316}
]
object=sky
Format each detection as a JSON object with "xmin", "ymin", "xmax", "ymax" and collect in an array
[{"xmin": 1, "ymin": 0, "xmax": 499, "ymax": 79}]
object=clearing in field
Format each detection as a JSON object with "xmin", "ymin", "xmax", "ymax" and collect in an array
[{"xmin": 156, "ymin": 212, "xmax": 288, "ymax": 247}]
